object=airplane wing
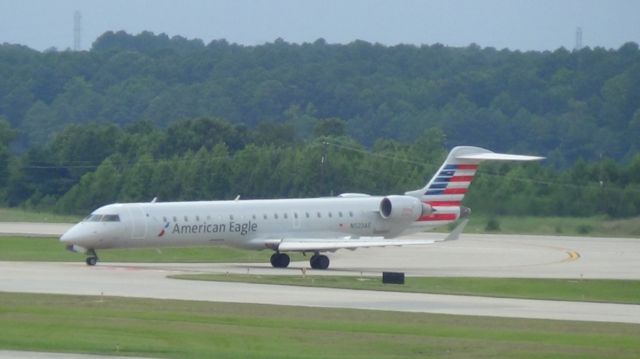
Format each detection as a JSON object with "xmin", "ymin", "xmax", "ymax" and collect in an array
[
  {"xmin": 271, "ymin": 218, "xmax": 469, "ymax": 252},
  {"xmin": 276, "ymin": 237, "xmax": 437, "ymax": 252}
]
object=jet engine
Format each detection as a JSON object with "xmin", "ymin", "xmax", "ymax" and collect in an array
[{"xmin": 379, "ymin": 195, "xmax": 433, "ymax": 221}]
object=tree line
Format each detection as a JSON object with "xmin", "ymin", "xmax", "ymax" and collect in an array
[
  {"xmin": 1, "ymin": 117, "xmax": 639, "ymax": 217},
  {"xmin": 0, "ymin": 31, "xmax": 639, "ymax": 165}
]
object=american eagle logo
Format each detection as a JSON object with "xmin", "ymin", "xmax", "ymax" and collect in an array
[{"xmin": 158, "ymin": 221, "xmax": 170, "ymax": 237}]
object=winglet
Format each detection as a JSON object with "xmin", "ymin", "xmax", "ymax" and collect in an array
[{"xmin": 442, "ymin": 218, "xmax": 469, "ymax": 242}]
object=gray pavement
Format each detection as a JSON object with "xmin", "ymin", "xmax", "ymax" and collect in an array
[
  {"xmin": 0, "ymin": 222, "xmax": 72, "ymax": 237},
  {"xmin": 1, "ymin": 221, "xmax": 639, "ymax": 324},
  {"xmin": 1, "ymin": 260, "xmax": 640, "ymax": 324}
]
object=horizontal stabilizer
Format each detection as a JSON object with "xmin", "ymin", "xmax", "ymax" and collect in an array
[{"xmin": 456, "ymin": 153, "xmax": 544, "ymax": 161}]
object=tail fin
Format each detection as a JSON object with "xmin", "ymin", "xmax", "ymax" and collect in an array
[{"xmin": 406, "ymin": 146, "xmax": 543, "ymax": 224}]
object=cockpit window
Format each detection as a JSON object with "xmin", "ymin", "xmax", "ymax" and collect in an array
[
  {"xmin": 83, "ymin": 214, "xmax": 119, "ymax": 222},
  {"xmin": 101, "ymin": 214, "xmax": 120, "ymax": 222},
  {"xmin": 83, "ymin": 214, "xmax": 103, "ymax": 222}
]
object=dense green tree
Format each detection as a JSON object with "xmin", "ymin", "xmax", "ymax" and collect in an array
[
  {"xmin": 1, "ymin": 33, "xmax": 640, "ymax": 217},
  {"xmin": 0, "ymin": 118, "xmax": 16, "ymax": 191},
  {"xmin": 1, "ymin": 34, "xmax": 639, "ymax": 163},
  {"xmin": 313, "ymin": 118, "xmax": 347, "ymax": 137}
]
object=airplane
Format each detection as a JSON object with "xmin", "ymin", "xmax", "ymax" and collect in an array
[{"xmin": 60, "ymin": 146, "xmax": 543, "ymax": 269}]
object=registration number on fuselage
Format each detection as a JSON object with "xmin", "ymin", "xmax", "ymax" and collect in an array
[{"xmin": 350, "ymin": 222, "xmax": 371, "ymax": 229}]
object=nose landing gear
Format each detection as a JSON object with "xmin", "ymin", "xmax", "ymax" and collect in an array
[{"xmin": 85, "ymin": 249, "xmax": 98, "ymax": 266}]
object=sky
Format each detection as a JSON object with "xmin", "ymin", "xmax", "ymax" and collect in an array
[{"xmin": 0, "ymin": 0, "xmax": 639, "ymax": 52}]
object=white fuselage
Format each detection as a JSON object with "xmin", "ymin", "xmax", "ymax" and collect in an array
[{"xmin": 60, "ymin": 196, "xmax": 446, "ymax": 252}]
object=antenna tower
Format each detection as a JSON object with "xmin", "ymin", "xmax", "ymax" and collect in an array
[
  {"xmin": 73, "ymin": 11, "xmax": 82, "ymax": 51},
  {"xmin": 575, "ymin": 27, "xmax": 582, "ymax": 51}
]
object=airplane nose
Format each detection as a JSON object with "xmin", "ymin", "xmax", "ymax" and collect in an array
[{"xmin": 59, "ymin": 225, "xmax": 84, "ymax": 244}]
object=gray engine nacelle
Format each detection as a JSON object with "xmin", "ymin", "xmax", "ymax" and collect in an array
[{"xmin": 379, "ymin": 195, "xmax": 433, "ymax": 221}]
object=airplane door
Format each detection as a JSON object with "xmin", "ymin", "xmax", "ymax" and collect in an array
[
  {"xmin": 292, "ymin": 211, "xmax": 301, "ymax": 229},
  {"xmin": 127, "ymin": 204, "xmax": 148, "ymax": 239}
]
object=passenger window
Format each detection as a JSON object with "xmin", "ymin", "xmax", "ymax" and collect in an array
[
  {"xmin": 294, "ymin": 212, "xmax": 298, "ymax": 219},
  {"xmin": 317, "ymin": 212, "xmax": 321, "ymax": 218},
  {"xmin": 284, "ymin": 213, "xmax": 288, "ymax": 219},
  {"xmin": 207, "ymin": 215, "xmax": 211, "ymax": 220},
  {"xmin": 173, "ymin": 216, "xmax": 177, "ymax": 222},
  {"xmin": 328, "ymin": 212, "xmax": 332, "ymax": 218},
  {"xmin": 184, "ymin": 216, "xmax": 188, "ymax": 222},
  {"xmin": 196, "ymin": 215, "xmax": 200, "ymax": 221},
  {"xmin": 305, "ymin": 212, "xmax": 310, "ymax": 218},
  {"xmin": 339, "ymin": 212, "xmax": 343, "ymax": 218},
  {"xmin": 349, "ymin": 211, "xmax": 354, "ymax": 217},
  {"xmin": 263, "ymin": 214, "xmax": 268, "ymax": 220},
  {"xmin": 252, "ymin": 214, "xmax": 256, "ymax": 220},
  {"xmin": 274, "ymin": 213, "xmax": 278, "ymax": 219},
  {"xmin": 230, "ymin": 214, "xmax": 234, "ymax": 220},
  {"xmin": 163, "ymin": 216, "xmax": 167, "ymax": 222}
]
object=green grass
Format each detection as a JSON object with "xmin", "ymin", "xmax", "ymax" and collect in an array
[
  {"xmin": 0, "ymin": 292, "xmax": 639, "ymax": 358},
  {"xmin": 0, "ymin": 236, "xmax": 291, "ymax": 263},
  {"xmin": 172, "ymin": 274, "xmax": 640, "ymax": 305},
  {"xmin": 457, "ymin": 215, "xmax": 640, "ymax": 237},
  {"xmin": 0, "ymin": 207, "xmax": 81, "ymax": 223}
]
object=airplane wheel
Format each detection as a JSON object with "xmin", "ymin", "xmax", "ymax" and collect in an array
[
  {"xmin": 310, "ymin": 255, "xmax": 329, "ymax": 270},
  {"xmin": 316, "ymin": 255, "xmax": 329, "ymax": 270},
  {"xmin": 85, "ymin": 256, "xmax": 98, "ymax": 266},
  {"xmin": 278, "ymin": 253, "xmax": 290, "ymax": 268},
  {"xmin": 270, "ymin": 253, "xmax": 290, "ymax": 268}
]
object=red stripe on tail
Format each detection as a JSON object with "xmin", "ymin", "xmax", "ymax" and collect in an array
[
  {"xmin": 449, "ymin": 176, "xmax": 474, "ymax": 182},
  {"xmin": 418, "ymin": 213, "xmax": 458, "ymax": 221},
  {"xmin": 426, "ymin": 201, "xmax": 462, "ymax": 207},
  {"xmin": 443, "ymin": 188, "xmax": 467, "ymax": 195}
]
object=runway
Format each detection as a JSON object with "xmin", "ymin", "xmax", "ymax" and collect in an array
[
  {"xmin": 1, "ymin": 222, "xmax": 639, "ymax": 324},
  {"xmin": 1, "ymin": 260, "xmax": 640, "ymax": 324}
]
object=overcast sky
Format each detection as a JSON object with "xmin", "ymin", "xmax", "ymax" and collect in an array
[{"xmin": 1, "ymin": 0, "xmax": 639, "ymax": 52}]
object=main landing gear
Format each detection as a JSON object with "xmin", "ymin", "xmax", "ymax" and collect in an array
[
  {"xmin": 269, "ymin": 252, "xmax": 331, "ymax": 269},
  {"xmin": 85, "ymin": 249, "xmax": 98, "ymax": 266},
  {"xmin": 310, "ymin": 254, "xmax": 330, "ymax": 270},
  {"xmin": 270, "ymin": 252, "xmax": 290, "ymax": 268}
]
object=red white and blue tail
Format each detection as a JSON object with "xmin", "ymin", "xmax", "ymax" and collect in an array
[{"xmin": 406, "ymin": 146, "xmax": 543, "ymax": 227}]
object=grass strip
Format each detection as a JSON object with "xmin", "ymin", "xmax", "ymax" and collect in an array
[
  {"xmin": 172, "ymin": 274, "xmax": 640, "ymax": 305},
  {"xmin": 1, "ymin": 292, "xmax": 639, "ymax": 358}
]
